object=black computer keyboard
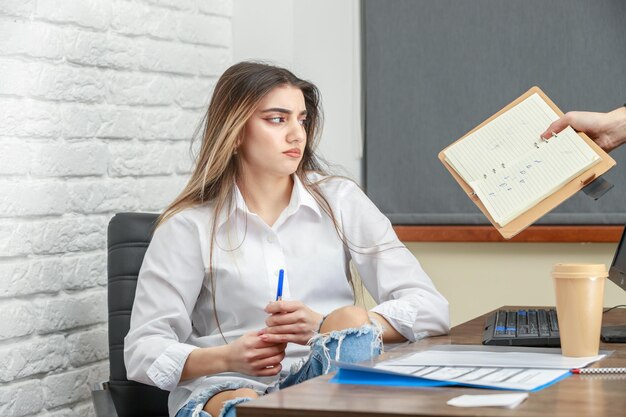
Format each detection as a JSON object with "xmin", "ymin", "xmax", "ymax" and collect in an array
[{"xmin": 482, "ymin": 308, "xmax": 561, "ymax": 347}]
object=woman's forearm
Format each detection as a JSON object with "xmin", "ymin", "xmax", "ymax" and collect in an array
[
  {"xmin": 369, "ymin": 312, "xmax": 407, "ymax": 343},
  {"xmin": 180, "ymin": 344, "xmax": 230, "ymax": 381}
]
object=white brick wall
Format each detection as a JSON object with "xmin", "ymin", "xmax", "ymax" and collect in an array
[{"xmin": 0, "ymin": 0, "xmax": 232, "ymax": 415}]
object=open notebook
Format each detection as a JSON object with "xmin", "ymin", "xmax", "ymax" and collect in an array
[{"xmin": 439, "ymin": 87, "xmax": 616, "ymax": 238}]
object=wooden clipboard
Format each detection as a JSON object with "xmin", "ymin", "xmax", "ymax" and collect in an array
[{"xmin": 438, "ymin": 86, "xmax": 616, "ymax": 239}]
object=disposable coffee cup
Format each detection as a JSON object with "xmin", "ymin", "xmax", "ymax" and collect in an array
[{"xmin": 552, "ymin": 263, "xmax": 607, "ymax": 357}]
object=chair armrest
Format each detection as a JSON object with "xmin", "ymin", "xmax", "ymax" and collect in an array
[{"xmin": 91, "ymin": 382, "xmax": 119, "ymax": 417}]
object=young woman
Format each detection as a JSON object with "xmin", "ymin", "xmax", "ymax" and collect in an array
[{"xmin": 124, "ymin": 62, "xmax": 450, "ymax": 417}]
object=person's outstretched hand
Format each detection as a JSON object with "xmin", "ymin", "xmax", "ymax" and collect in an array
[
  {"xmin": 259, "ymin": 300, "xmax": 324, "ymax": 345},
  {"xmin": 540, "ymin": 106, "xmax": 626, "ymax": 152}
]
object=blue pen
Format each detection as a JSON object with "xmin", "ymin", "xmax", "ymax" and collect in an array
[{"xmin": 276, "ymin": 269, "xmax": 284, "ymax": 301}]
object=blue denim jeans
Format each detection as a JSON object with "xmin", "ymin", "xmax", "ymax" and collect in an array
[
  {"xmin": 175, "ymin": 323, "xmax": 382, "ymax": 417},
  {"xmin": 277, "ymin": 323, "xmax": 382, "ymax": 389},
  {"xmin": 176, "ymin": 386, "xmax": 249, "ymax": 417}
]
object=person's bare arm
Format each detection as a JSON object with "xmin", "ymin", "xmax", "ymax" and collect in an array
[
  {"xmin": 181, "ymin": 333, "xmax": 286, "ymax": 381},
  {"xmin": 541, "ymin": 106, "xmax": 626, "ymax": 152}
]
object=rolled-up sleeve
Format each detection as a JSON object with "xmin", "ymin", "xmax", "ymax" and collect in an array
[
  {"xmin": 124, "ymin": 213, "xmax": 206, "ymax": 391},
  {"xmin": 337, "ymin": 182, "xmax": 450, "ymax": 342}
]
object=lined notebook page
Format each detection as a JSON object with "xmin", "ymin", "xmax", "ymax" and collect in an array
[{"xmin": 444, "ymin": 93, "xmax": 600, "ymax": 226}]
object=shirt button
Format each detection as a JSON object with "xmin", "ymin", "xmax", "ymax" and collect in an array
[{"xmin": 267, "ymin": 235, "xmax": 275, "ymax": 243}]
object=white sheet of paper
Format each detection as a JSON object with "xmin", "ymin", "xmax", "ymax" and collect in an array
[
  {"xmin": 383, "ymin": 349, "xmax": 605, "ymax": 369},
  {"xmin": 372, "ymin": 364, "xmax": 569, "ymax": 391},
  {"xmin": 447, "ymin": 393, "xmax": 529, "ymax": 408}
]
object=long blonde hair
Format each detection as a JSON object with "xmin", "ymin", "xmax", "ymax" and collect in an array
[{"xmin": 159, "ymin": 62, "xmax": 350, "ymax": 339}]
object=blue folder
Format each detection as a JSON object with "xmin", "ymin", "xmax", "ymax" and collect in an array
[
  {"xmin": 331, "ymin": 369, "xmax": 451, "ymax": 387},
  {"xmin": 330, "ymin": 368, "xmax": 571, "ymax": 392}
]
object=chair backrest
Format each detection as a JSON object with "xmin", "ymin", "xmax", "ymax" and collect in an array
[{"xmin": 107, "ymin": 213, "xmax": 169, "ymax": 417}]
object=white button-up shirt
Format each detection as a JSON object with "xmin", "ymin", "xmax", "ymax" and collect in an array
[{"xmin": 124, "ymin": 174, "xmax": 450, "ymax": 413}]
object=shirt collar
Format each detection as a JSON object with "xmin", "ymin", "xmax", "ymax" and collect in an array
[
  {"xmin": 288, "ymin": 174, "xmax": 323, "ymax": 219},
  {"xmin": 215, "ymin": 174, "xmax": 322, "ymax": 231}
]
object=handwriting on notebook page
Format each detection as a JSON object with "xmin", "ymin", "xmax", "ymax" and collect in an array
[{"xmin": 444, "ymin": 93, "xmax": 600, "ymax": 226}]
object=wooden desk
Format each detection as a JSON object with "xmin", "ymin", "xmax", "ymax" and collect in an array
[{"xmin": 238, "ymin": 307, "xmax": 626, "ymax": 417}]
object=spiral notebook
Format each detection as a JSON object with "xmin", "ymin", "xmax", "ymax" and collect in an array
[{"xmin": 439, "ymin": 87, "xmax": 616, "ymax": 239}]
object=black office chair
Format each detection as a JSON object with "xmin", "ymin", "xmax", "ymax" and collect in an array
[{"xmin": 92, "ymin": 212, "xmax": 169, "ymax": 417}]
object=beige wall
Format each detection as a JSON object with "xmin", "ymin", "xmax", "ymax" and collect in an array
[
  {"xmin": 354, "ymin": 241, "xmax": 623, "ymax": 327},
  {"xmin": 408, "ymin": 242, "xmax": 623, "ymax": 327}
]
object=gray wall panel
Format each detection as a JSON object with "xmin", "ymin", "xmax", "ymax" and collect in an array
[{"xmin": 364, "ymin": 0, "xmax": 626, "ymax": 225}]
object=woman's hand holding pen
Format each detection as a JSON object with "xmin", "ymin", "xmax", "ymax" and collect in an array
[
  {"xmin": 225, "ymin": 331, "xmax": 286, "ymax": 377},
  {"xmin": 259, "ymin": 300, "xmax": 324, "ymax": 345}
]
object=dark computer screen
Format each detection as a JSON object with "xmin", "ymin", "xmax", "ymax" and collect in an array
[
  {"xmin": 609, "ymin": 226, "xmax": 626, "ymax": 292},
  {"xmin": 602, "ymin": 226, "xmax": 626, "ymax": 343}
]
